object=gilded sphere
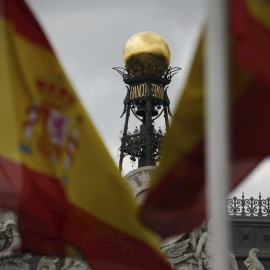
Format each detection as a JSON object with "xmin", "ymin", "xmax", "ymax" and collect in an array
[{"xmin": 123, "ymin": 31, "xmax": 171, "ymax": 76}]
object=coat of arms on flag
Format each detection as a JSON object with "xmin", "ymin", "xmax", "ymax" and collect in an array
[{"xmin": 19, "ymin": 77, "xmax": 81, "ymax": 180}]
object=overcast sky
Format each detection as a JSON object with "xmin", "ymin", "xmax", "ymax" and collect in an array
[{"xmin": 25, "ymin": 0, "xmax": 270, "ymax": 200}]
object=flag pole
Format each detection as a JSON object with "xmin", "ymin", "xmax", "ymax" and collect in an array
[{"xmin": 205, "ymin": 0, "xmax": 230, "ymax": 269}]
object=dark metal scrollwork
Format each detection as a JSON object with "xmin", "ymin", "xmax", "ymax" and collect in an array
[
  {"xmin": 114, "ymin": 64, "xmax": 180, "ymax": 170},
  {"xmin": 227, "ymin": 193, "xmax": 270, "ymax": 217},
  {"xmin": 113, "ymin": 65, "xmax": 181, "ymax": 83}
]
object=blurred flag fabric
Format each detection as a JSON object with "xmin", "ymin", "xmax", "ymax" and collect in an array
[
  {"xmin": 140, "ymin": 0, "xmax": 270, "ymax": 238},
  {"xmin": 0, "ymin": 1, "xmax": 172, "ymax": 269}
]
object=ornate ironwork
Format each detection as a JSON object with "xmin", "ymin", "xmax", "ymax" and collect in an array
[
  {"xmin": 119, "ymin": 126, "xmax": 165, "ymax": 162},
  {"xmin": 114, "ymin": 64, "xmax": 180, "ymax": 171},
  {"xmin": 113, "ymin": 65, "xmax": 181, "ymax": 84},
  {"xmin": 227, "ymin": 193, "xmax": 270, "ymax": 217}
]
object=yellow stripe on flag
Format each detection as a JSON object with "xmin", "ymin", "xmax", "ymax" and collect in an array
[{"xmin": 246, "ymin": 0, "xmax": 270, "ymax": 29}]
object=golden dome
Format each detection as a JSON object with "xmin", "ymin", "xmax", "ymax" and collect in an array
[{"xmin": 123, "ymin": 31, "xmax": 171, "ymax": 76}]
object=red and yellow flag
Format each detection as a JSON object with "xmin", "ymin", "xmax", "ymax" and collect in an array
[
  {"xmin": 0, "ymin": 1, "xmax": 172, "ymax": 269},
  {"xmin": 140, "ymin": 0, "xmax": 270, "ymax": 238}
]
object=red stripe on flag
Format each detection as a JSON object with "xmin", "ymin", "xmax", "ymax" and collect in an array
[
  {"xmin": 19, "ymin": 169, "xmax": 68, "ymax": 255},
  {"xmin": 140, "ymin": 142, "xmax": 205, "ymax": 237},
  {"xmin": 232, "ymin": 79, "xmax": 270, "ymax": 160},
  {"xmin": 0, "ymin": 155, "xmax": 24, "ymax": 209},
  {"xmin": 231, "ymin": 0, "xmax": 270, "ymax": 83},
  {"xmin": 0, "ymin": 156, "xmax": 171, "ymax": 269},
  {"xmin": 0, "ymin": 173, "xmax": 18, "ymax": 209},
  {"xmin": 3, "ymin": 0, "xmax": 53, "ymax": 51},
  {"xmin": 66, "ymin": 205, "xmax": 171, "ymax": 270},
  {"xmin": 0, "ymin": 0, "xmax": 7, "ymax": 18},
  {"xmin": 144, "ymin": 142, "xmax": 205, "ymax": 212}
]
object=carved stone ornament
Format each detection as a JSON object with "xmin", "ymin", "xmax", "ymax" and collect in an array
[
  {"xmin": 36, "ymin": 256, "xmax": 91, "ymax": 270},
  {"xmin": 61, "ymin": 257, "xmax": 90, "ymax": 270},
  {"xmin": 243, "ymin": 249, "xmax": 265, "ymax": 270},
  {"xmin": 161, "ymin": 227, "xmax": 268, "ymax": 270},
  {"xmin": 0, "ymin": 211, "xmax": 20, "ymax": 253},
  {"xmin": 36, "ymin": 256, "xmax": 59, "ymax": 270},
  {"xmin": 0, "ymin": 253, "xmax": 31, "ymax": 267},
  {"xmin": 160, "ymin": 220, "xmax": 267, "ymax": 270},
  {"xmin": 161, "ymin": 232, "xmax": 199, "ymax": 270},
  {"xmin": 0, "ymin": 210, "xmax": 27, "ymax": 269}
]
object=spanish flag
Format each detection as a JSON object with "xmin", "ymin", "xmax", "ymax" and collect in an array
[
  {"xmin": 140, "ymin": 0, "xmax": 270, "ymax": 238},
  {"xmin": 0, "ymin": 1, "xmax": 172, "ymax": 269}
]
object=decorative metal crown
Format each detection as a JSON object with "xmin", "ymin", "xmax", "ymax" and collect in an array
[{"xmin": 113, "ymin": 64, "xmax": 181, "ymax": 84}]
